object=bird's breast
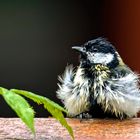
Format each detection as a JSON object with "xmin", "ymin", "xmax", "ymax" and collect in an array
[
  {"xmin": 83, "ymin": 65, "xmax": 111, "ymax": 108},
  {"xmin": 69, "ymin": 65, "xmax": 111, "ymax": 116}
]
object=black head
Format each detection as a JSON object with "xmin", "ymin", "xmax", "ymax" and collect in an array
[{"xmin": 72, "ymin": 37, "xmax": 119, "ymax": 68}]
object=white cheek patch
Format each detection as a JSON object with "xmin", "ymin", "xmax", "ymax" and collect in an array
[{"xmin": 88, "ymin": 52, "xmax": 114, "ymax": 65}]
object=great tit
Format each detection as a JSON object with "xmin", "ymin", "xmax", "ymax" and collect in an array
[{"xmin": 57, "ymin": 37, "xmax": 140, "ymax": 119}]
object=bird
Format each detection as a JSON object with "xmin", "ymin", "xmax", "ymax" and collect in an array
[{"xmin": 57, "ymin": 37, "xmax": 140, "ymax": 119}]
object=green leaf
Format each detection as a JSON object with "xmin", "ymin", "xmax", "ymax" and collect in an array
[
  {"xmin": 11, "ymin": 89, "xmax": 74, "ymax": 139},
  {"xmin": 1, "ymin": 88, "xmax": 35, "ymax": 133},
  {"xmin": 44, "ymin": 102, "xmax": 74, "ymax": 140}
]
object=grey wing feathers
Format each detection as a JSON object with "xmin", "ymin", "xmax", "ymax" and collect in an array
[{"xmin": 105, "ymin": 67, "xmax": 140, "ymax": 118}]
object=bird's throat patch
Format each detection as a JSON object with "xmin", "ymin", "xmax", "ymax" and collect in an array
[{"xmin": 91, "ymin": 64, "xmax": 110, "ymax": 79}]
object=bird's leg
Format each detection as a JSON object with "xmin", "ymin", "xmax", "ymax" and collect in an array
[{"xmin": 75, "ymin": 112, "xmax": 92, "ymax": 119}]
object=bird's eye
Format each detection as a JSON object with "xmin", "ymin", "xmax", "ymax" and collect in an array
[{"xmin": 83, "ymin": 47, "xmax": 86, "ymax": 52}]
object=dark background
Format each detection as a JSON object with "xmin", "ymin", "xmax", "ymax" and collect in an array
[{"xmin": 0, "ymin": 0, "xmax": 140, "ymax": 117}]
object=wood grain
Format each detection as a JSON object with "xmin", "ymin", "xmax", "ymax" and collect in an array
[{"xmin": 0, "ymin": 118, "xmax": 140, "ymax": 140}]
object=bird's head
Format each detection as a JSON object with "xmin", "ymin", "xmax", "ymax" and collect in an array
[{"xmin": 72, "ymin": 37, "xmax": 121, "ymax": 69}]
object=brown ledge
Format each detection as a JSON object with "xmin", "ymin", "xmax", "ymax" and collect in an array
[{"xmin": 0, "ymin": 118, "xmax": 140, "ymax": 140}]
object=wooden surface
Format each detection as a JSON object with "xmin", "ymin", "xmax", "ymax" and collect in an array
[{"xmin": 0, "ymin": 118, "xmax": 140, "ymax": 140}]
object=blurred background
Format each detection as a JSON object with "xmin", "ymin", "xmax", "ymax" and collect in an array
[{"xmin": 0, "ymin": 0, "xmax": 140, "ymax": 117}]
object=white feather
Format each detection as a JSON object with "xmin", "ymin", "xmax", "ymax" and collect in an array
[
  {"xmin": 57, "ymin": 66, "xmax": 90, "ymax": 116},
  {"xmin": 88, "ymin": 52, "xmax": 114, "ymax": 65}
]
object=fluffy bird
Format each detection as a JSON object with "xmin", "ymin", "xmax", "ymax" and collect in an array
[{"xmin": 57, "ymin": 37, "xmax": 140, "ymax": 119}]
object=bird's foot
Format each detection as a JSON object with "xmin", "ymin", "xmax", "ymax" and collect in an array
[{"xmin": 76, "ymin": 112, "xmax": 92, "ymax": 119}]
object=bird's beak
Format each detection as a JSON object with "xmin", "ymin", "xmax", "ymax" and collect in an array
[{"xmin": 72, "ymin": 46, "xmax": 85, "ymax": 53}]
